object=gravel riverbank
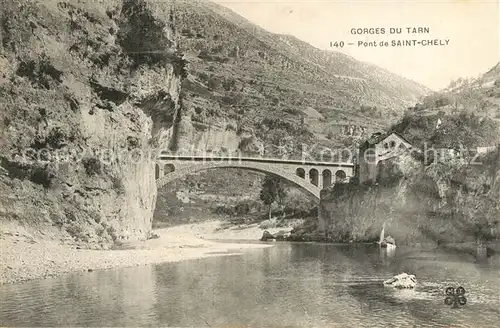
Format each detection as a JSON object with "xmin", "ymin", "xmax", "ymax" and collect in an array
[{"xmin": 0, "ymin": 221, "xmax": 282, "ymax": 285}]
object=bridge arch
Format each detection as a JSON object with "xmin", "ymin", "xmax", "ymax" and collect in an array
[
  {"xmin": 335, "ymin": 169, "xmax": 347, "ymax": 183},
  {"xmin": 164, "ymin": 164, "xmax": 175, "ymax": 173},
  {"xmin": 155, "ymin": 164, "xmax": 160, "ymax": 179},
  {"xmin": 322, "ymin": 169, "xmax": 332, "ymax": 188},
  {"xmin": 156, "ymin": 162, "xmax": 322, "ymax": 200},
  {"xmin": 296, "ymin": 167, "xmax": 305, "ymax": 179},
  {"xmin": 309, "ymin": 168, "xmax": 319, "ymax": 187}
]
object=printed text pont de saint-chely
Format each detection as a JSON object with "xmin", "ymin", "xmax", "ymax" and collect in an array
[{"xmin": 329, "ymin": 26, "xmax": 450, "ymax": 48}]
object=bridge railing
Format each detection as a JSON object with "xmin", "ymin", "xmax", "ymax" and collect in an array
[{"xmin": 157, "ymin": 153, "xmax": 355, "ymax": 167}]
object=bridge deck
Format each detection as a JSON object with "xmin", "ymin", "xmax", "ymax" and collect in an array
[{"xmin": 157, "ymin": 155, "xmax": 354, "ymax": 168}]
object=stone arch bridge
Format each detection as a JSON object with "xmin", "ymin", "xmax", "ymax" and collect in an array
[{"xmin": 156, "ymin": 155, "xmax": 355, "ymax": 200}]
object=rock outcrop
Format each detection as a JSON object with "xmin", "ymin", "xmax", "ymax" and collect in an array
[
  {"xmin": 319, "ymin": 147, "xmax": 500, "ymax": 245},
  {"xmin": 260, "ymin": 230, "xmax": 275, "ymax": 241},
  {"xmin": 0, "ymin": 0, "xmax": 183, "ymax": 248}
]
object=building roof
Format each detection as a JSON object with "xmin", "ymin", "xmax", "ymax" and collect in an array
[{"xmin": 366, "ymin": 131, "xmax": 413, "ymax": 146}]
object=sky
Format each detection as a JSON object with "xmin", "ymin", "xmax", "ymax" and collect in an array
[{"xmin": 213, "ymin": 0, "xmax": 499, "ymax": 90}]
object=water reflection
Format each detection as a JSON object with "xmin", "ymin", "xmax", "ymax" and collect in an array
[{"xmin": 0, "ymin": 244, "xmax": 498, "ymax": 327}]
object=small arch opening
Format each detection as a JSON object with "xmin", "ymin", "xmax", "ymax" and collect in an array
[
  {"xmin": 155, "ymin": 164, "xmax": 160, "ymax": 179},
  {"xmin": 164, "ymin": 164, "xmax": 175, "ymax": 174},
  {"xmin": 322, "ymin": 169, "xmax": 332, "ymax": 189},
  {"xmin": 335, "ymin": 170, "xmax": 347, "ymax": 183},
  {"xmin": 296, "ymin": 167, "xmax": 305, "ymax": 179},
  {"xmin": 309, "ymin": 168, "xmax": 319, "ymax": 187}
]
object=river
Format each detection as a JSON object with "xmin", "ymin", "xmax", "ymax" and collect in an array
[{"xmin": 0, "ymin": 243, "xmax": 499, "ymax": 327}]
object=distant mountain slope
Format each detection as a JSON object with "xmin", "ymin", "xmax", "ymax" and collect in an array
[
  {"xmin": 390, "ymin": 62, "xmax": 500, "ymax": 150},
  {"xmin": 409, "ymin": 62, "xmax": 500, "ymax": 122},
  {"xmin": 482, "ymin": 62, "xmax": 500, "ymax": 84},
  {"xmin": 170, "ymin": 0, "xmax": 430, "ymax": 155}
]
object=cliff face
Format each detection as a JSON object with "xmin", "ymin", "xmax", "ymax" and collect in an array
[
  {"xmin": 0, "ymin": 0, "xmax": 183, "ymax": 248},
  {"xmin": 319, "ymin": 150, "xmax": 500, "ymax": 245}
]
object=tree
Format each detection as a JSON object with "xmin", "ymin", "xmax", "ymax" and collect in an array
[{"xmin": 259, "ymin": 175, "xmax": 286, "ymax": 220}]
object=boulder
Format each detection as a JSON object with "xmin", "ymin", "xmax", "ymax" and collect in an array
[
  {"xmin": 260, "ymin": 230, "xmax": 275, "ymax": 241},
  {"xmin": 148, "ymin": 233, "xmax": 160, "ymax": 240},
  {"xmin": 274, "ymin": 230, "xmax": 290, "ymax": 241},
  {"xmin": 383, "ymin": 273, "xmax": 417, "ymax": 289}
]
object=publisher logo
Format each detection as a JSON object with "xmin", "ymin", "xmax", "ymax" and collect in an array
[{"xmin": 444, "ymin": 286, "xmax": 467, "ymax": 308}]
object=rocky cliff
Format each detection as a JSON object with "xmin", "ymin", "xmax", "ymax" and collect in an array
[
  {"xmin": 320, "ymin": 149, "xmax": 500, "ymax": 244},
  {"xmin": 319, "ymin": 111, "xmax": 500, "ymax": 245},
  {"xmin": 0, "ymin": 0, "xmax": 183, "ymax": 248},
  {"xmin": 319, "ymin": 65, "xmax": 500, "ymax": 246}
]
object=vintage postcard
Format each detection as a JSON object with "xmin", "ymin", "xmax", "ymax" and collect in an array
[{"xmin": 0, "ymin": 0, "xmax": 499, "ymax": 327}]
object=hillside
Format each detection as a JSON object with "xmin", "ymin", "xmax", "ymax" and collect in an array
[
  {"xmin": 481, "ymin": 62, "xmax": 500, "ymax": 85},
  {"xmin": 168, "ymin": 0, "xmax": 430, "ymax": 155},
  {"xmin": 153, "ymin": 0, "xmax": 431, "ymax": 224},
  {"xmin": 153, "ymin": 1, "xmax": 434, "ymax": 224},
  {"xmin": 392, "ymin": 59, "xmax": 500, "ymax": 162}
]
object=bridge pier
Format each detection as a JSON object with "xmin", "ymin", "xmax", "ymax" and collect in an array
[
  {"xmin": 322, "ymin": 170, "xmax": 332, "ymax": 189},
  {"xmin": 317, "ymin": 172, "xmax": 323, "ymax": 190},
  {"xmin": 158, "ymin": 165, "xmax": 165, "ymax": 178}
]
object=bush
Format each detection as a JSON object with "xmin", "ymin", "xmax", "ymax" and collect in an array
[
  {"xmin": 198, "ymin": 72, "xmax": 209, "ymax": 83},
  {"xmin": 225, "ymin": 122, "xmax": 237, "ymax": 131},
  {"xmin": 106, "ymin": 226, "xmax": 118, "ymax": 241},
  {"xmin": 283, "ymin": 107, "xmax": 300, "ymax": 115},
  {"xmin": 111, "ymin": 176, "xmax": 125, "ymax": 194},
  {"xmin": 82, "ymin": 157, "xmax": 101, "ymax": 176},
  {"xmin": 207, "ymin": 76, "xmax": 222, "ymax": 90},
  {"xmin": 222, "ymin": 78, "xmax": 236, "ymax": 91},
  {"xmin": 66, "ymin": 224, "xmax": 87, "ymax": 241},
  {"xmin": 181, "ymin": 28, "xmax": 194, "ymax": 37},
  {"xmin": 30, "ymin": 166, "xmax": 55, "ymax": 188},
  {"xmin": 117, "ymin": 0, "xmax": 175, "ymax": 68},
  {"xmin": 259, "ymin": 218, "xmax": 278, "ymax": 229}
]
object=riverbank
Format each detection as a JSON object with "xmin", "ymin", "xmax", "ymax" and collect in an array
[
  {"xmin": 3, "ymin": 219, "xmax": 497, "ymax": 285},
  {"xmin": 0, "ymin": 220, "xmax": 288, "ymax": 285}
]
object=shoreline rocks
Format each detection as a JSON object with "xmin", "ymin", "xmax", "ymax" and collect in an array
[
  {"xmin": 260, "ymin": 230, "xmax": 275, "ymax": 241},
  {"xmin": 259, "ymin": 229, "xmax": 303, "ymax": 242}
]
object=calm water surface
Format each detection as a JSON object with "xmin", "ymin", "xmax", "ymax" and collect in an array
[{"xmin": 1, "ymin": 243, "xmax": 499, "ymax": 327}]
